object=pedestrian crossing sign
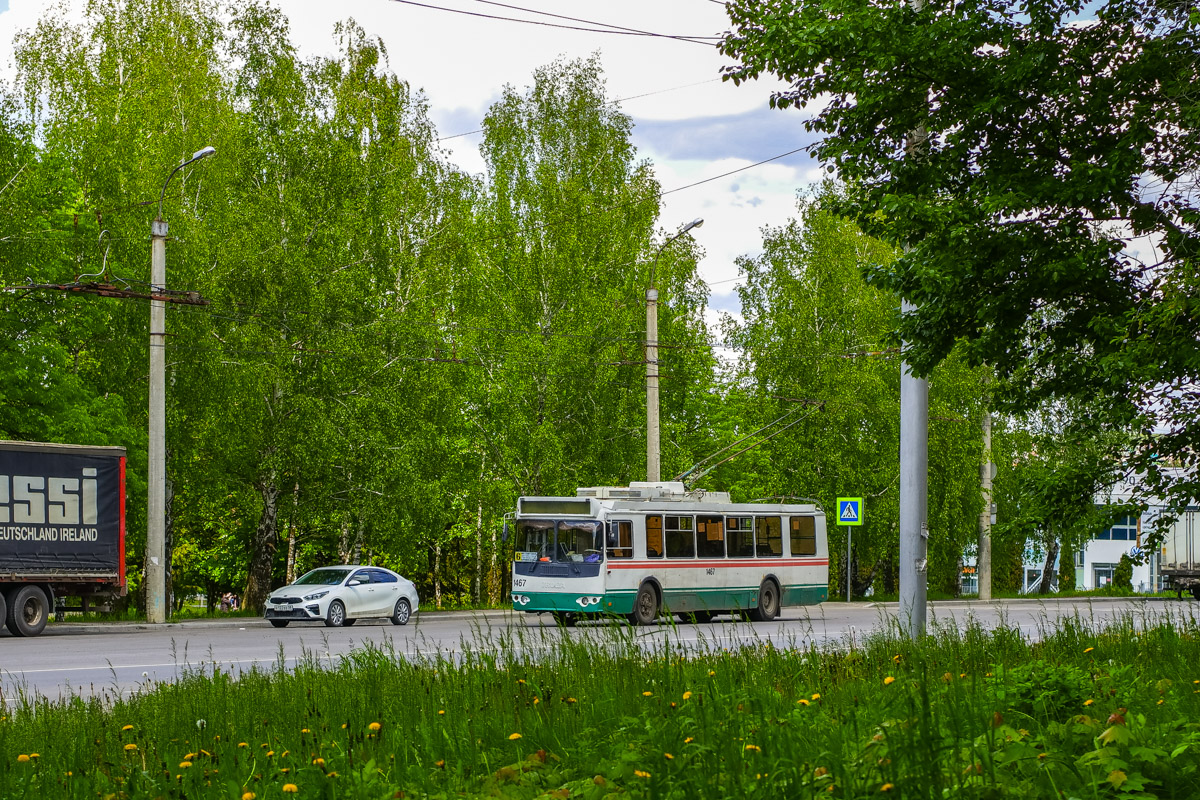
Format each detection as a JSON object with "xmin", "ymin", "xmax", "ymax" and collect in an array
[{"xmin": 836, "ymin": 497, "xmax": 863, "ymax": 526}]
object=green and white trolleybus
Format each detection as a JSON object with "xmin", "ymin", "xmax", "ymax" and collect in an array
[{"xmin": 510, "ymin": 482, "xmax": 829, "ymax": 625}]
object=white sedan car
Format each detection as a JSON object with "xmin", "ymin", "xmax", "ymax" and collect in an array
[{"xmin": 264, "ymin": 565, "xmax": 419, "ymax": 628}]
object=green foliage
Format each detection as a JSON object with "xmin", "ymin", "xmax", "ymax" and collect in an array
[
  {"xmin": 1114, "ymin": 554, "xmax": 1134, "ymax": 592},
  {"xmin": 719, "ymin": 0, "xmax": 1200, "ymax": 521},
  {"xmin": 723, "ymin": 192, "xmax": 986, "ymax": 595}
]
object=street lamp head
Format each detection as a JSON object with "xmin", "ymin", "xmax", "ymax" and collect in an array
[
  {"xmin": 190, "ymin": 145, "xmax": 217, "ymax": 162},
  {"xmin": 683, "ymin": 217, "xmax": 704, "ymax": 234},
  {"xmin": 157, "ymin": 145, "xmax": 218, "ymax": 220}
]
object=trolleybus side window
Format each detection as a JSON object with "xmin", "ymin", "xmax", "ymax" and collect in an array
[
  {"xmin": 790, "ymin": 515, "xmax": 817, "ymax": 556},
  {"xmin": 646, "ymin": 515, "xmax": 665, "ymax": 558},
  {"xmin": 697, "ymin": 515, "xmax": 725, "ymax": 558},
  {"xmin": 756, "ymin": 516, "xmax": 783, "ymax": 557},
  {"xmin": 558, "ymin": 520, "xmax": 604, "ymax": 562},
  {"xmin": 608, "ymin": 520, "xmax": 633, "ymax": 559},
  {"xmin": 521, "ymin": 520, "xmax": 555, "ymax": 561},
  {"xmin": 665, "ymin": 515, "xmax": 695, "ymax": 558},
  {"xmin": 727, "ymin": 515, "xmax": 755, "ymax": 557}
]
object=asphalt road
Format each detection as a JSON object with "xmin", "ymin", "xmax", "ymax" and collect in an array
[{"xmin": 1, "ymin": 596, "xmax": 1194, "ymax": 705}]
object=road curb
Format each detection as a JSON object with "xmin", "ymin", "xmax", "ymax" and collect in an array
[{"xmin": 42, "ymin": 608, "xmax": 514, "ymax": 636}]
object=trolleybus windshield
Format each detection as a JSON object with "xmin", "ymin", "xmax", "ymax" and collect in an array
[{"xmin": 517, "ymin": 519, "xmax": 604, "ymax": 563}]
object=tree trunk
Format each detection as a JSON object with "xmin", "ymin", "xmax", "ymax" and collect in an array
[
  {"xmin": 1038, "ymin": 535, "xmax": 1059, "ymax": 595},
  {"xmin": 243, "ymin": 473, "xmax": 280, "ymax": 613},
  {"xmin": 286, "ymin": 481, "xmax": 299, "ymax": 584},
  {"xmin": 474, "ymin": 495, "xmax": 484, "ymax": 605},
  {"xmin": 434, "ymin": 542, "xmax": 442, "ymax": 609}
]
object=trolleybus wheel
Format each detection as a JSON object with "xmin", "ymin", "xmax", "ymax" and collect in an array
[
  {"xmin": 270, "ymin": 619, "xmax": 289, "ymax": 628},
  {"xmin": 629, "ymin": 584, "xmax": 659, "ymax": 626},
  {"xmin": 552, "ymin": 611, "xmax": 577, "ymax": 627},
  {"xmin": 750, "ymin": 579, "xmax": 781, "ymax": 622},
  {"xmin": 1192, "ymin": 587, "xmax": 1200, "ymax": 601},
  {"xmin": 678, "ymin": 611, "xmax": 716, "ymax": 624}
]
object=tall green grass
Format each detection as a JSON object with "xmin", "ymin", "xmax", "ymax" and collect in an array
[{"xmin": 2, "ymin": 608, "xmax": 1198, "ymax": 798}]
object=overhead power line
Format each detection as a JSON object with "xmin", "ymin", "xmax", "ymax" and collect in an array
[{"xmin": 389, "ymin": 0, "xmax": 720, "ymax": 44}]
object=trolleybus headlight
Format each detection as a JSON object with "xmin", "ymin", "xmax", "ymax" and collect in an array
[
  {"xmin": 575, "ymin": 596, "xmax": 602, "ymax": 608},
  {"xmin": 513, "ymin": 594, "xmax": 530, "ymax": 605}
]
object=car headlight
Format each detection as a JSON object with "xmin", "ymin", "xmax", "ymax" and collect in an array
[{"xmin": 303, "ymin": 590, "xmax": 330, "ymax": 601}]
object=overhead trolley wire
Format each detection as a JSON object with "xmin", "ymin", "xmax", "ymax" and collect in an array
[{"xmin": 389, "ymin": 0, "xmax": 720, "ymax": 44}]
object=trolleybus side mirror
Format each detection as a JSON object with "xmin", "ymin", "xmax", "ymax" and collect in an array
[
  {"xmin": 606, "ymin": 530, "xmax": 618, "ymax": 547},
  {"xmin": 502, "ymin": 521, "xmax": 510, "ymax": 543}
]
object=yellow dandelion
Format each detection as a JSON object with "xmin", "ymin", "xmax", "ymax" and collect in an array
[
  {"xmin": 508, "ymin": 733, "xmax": 522, "ymax": 740},
  {"xmin": 241, "ymin": 793, "xmax": 257, "ymax": 800},
  {"xmin": 238, "ymin": 742, "xmax": 248, "ymax": 749},
  {"xmin": 313, "ymin": 758, "xmax": 325, "ymax": 766},
  {"xmin": 180, "ymin": 761, "xmax": 193, "ymax": 769},
  {"xmin": 517, "ymin": 679, "xmax": 526, "ymax": 685},
  {"xmin": 797, "ymin": 698, "xmax": 810, "ymax": 706},
  {"xmin": 121, "ymin": 725, "xmax": 134, "ymax": 732},
  {"xmin": 267, "ymin": 751, "xmax": 275, "ymax": 757},
  {"xmin": 301, "ymin": 728, "xmax": 309, "ymax": 734},
  {"xmin": 123, "ymin": 744, "xmax": 137, "ymax": 752},
  {"xmin": 634, "ymin": 770, "xmax": 651, "ymax": 778},
  {"xmin": 368, "ymin": 722, "xmax": 382, "ymax": 732},
  {"xmin": 282, "ymin": 784, "xmax": 298, "ymax": 794},
  {"xmin": 745, "ymin": 744, "xmax": 762, "ymax": 752},
  {"xmin": 884, "ymin": 676, "xmax": 896, "ymax": 686},
  {"xmin": 341, "ymin": 723, "xmax": 347, "ymax": 729},
  {"xmin": 643, "ymin": 691, "xmax": 653, "ymax": 697},
  {"xmin": 1084, "ymin": 699, "xmax": 1095, "ymax": 706},
  {"xmin": 533, "ymin": 697, "xmax": 540, "ymax": 705},
  {"xmin": 682, "ymin": 691, "xmax": 692, "ymax": 700},
  {"xmin": 684, "ymin": 737, "xmax": 694, "ymax": 744},
  {"xmin": 1157, "ymin": 699, "xmax": 1164, "ymax": 705},
  {"xmin": 942, "ymin": 672, "xmax": 953, "ymax": 682},
  {"xmin": 566, "ymin": 697, "xmax": 577, "ymax": 704},
  {"xmin": 814, "ymin": 767, "xmax": 829, "ymax": 778},
  {"xmin": 326, "ymin": 771, "xmax": 339, "ymax": 778},
  {"xmin": 281, "ymin": 768, "xmax": 290, "ymax": 774},
  {"xmin": 1084, "ymin": 647, "xmax": 1095, "ymax": 654},
  {"xmin": 892, "ymin": 655, "xmax": 901, "ymax": 663},
  {"xmin": 185, "ymin": 753, "xmax": 196, "ymax": 760},
  {"xmin": 281, "ymin": 750, "xmax": 288, "ymax": 758},
  {"xmin": 881, "ymin": 783, "xmax": 895, "ymax": 792},
  {"xmin": 960, "ymin": 673, "xmax": 967, "ymax": 678},
  {"xmin": 811, "ymin": 693, "xmax": 821, "ymax": 701},
  {"xmin": 435, "ymin": 759, "xmax": 445, "ymax": 768},
  {"xmin": 708, "ymin": 670, "xmax": 716, "ymax": 677},
  {"xmin": 664, "ymin": 753, "xmax": 674, "ymax": 760},
  {"xmin": 17, "ymin": 755, "xmax": 30, "ymax": 763},
  {"xmin": 29, "ymin": 754, "xmax": 38, "ymax": 759},
  {"xmin": 438, "ymin": 710, "xmax": 445, "ymax": 715}
]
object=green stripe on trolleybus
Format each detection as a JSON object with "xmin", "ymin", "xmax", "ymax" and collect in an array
[{"xmin": 513, "ymin": 584, "xmax": 827, "ymax": 615}]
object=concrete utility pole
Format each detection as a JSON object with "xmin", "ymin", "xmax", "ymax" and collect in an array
[
  {"xmin": 646, "ymin": 217, "xmax": 703, "ymax": 482},
  {"xmin": 147, "ymin": 145, "xmax": 215, "ymax": 624},
  {"xmin": 898, "ymin": 0, "xmax": 930, "ymax": 640},
  {"xmin": 899, "ymin": 300, "xmax": 929, "ymax": 636},
  {"xmin": 979, "ymin": 409, "xmax": 994, "ymax": 600}
]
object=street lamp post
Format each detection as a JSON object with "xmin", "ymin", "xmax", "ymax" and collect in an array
[
  {"xmin": 646, "ymin": 217, "xmax": 703, "ymax": 483},
  {"xmin": 147, "ymin": 145, "xmax": 216, "ymax": 624}
]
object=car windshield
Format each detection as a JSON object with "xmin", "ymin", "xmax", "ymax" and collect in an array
[
  {"xmin": 293, "ymin": 568, "xmax": 352, "ymax": 586},
  {"xmin": 518, "ymin": 520, "xmax": 604, "ymax": 563}
]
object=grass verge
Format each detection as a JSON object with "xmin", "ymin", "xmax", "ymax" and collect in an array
[{"xmin": 2, "ymin": 609, "xmax": 1199, "ymax": 798}]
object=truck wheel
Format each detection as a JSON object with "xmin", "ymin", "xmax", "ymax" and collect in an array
[
  {"xmin": 0, "ymin": 591, "xmax": 6, "ymax": 633},
  {"xmin": 6, "ymin": 586, "xmax": 50, "ymax": 637}
]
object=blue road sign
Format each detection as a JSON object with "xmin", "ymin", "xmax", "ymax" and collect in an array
[{"xmin": 836, "ymin": 497, "xmax": 863, "ymax": 526}]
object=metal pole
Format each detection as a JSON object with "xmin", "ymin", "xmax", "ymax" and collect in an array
[
  {"xmin": 646, "ymin": 286, "xmax": 661, "ymax": 483},
  {"xmin": 899, "ymin": 298, "xmax": 928, "ymax": 638},
  {"xmin": 147, "ymin": 218, "xmax": 168, "ymax": 624},
  {"xmin": 979, "ymin": 409, "xmax": 993, "ymax": 600},
  {"xmin": 846, "ymin": 527, "xmax": 852, "ymax": 603}
]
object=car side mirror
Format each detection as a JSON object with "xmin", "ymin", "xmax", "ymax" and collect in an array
[{"xmin": 349, "ymin": 577, "xmax": 366, "ymax": 586}]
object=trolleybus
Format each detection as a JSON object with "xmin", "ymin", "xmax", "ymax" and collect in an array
[{"xmin": 509, "ymin": 482, "xmax": 828, "ymax": 624}]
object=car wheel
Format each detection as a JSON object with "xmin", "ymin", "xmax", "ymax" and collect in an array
[
  {"xmin": 750, "ymin": 579, "xmax": 781, "ymax": 622},
  {"xmin": 6, "ymin": 585, "xmax": 50, "ymax": 637},
  {"xmin": 269, "ymin": 619, "xmax": 289, "ymax": 628},
  {"xmin": 628, "ymin": 583, "xmax": 658, "ymax": 626},
  {"xmin": 324, "ymin": 600, "xmax": 346, "ymax": 627},
  {"xmin": 390, "ymin": 598, "xmax": 412, "ymax": 626},
  {"xmin": 343, "ymin": 618, "xmax": 357, "ymax": 627}
]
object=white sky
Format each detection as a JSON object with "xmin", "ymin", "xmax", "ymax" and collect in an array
[{"xmin": 0, "ymin": 0, "xmax": 822, "ymax": 318}]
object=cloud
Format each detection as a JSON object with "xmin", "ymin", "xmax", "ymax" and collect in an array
[{"xmin": 631, "ymin": 106, "xmax": 820, "ymax": 163}]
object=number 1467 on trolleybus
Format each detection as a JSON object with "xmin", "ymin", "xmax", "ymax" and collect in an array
[{"xmin": 509, "ymin": 482, "xmax": 829, "ymax": 625}]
